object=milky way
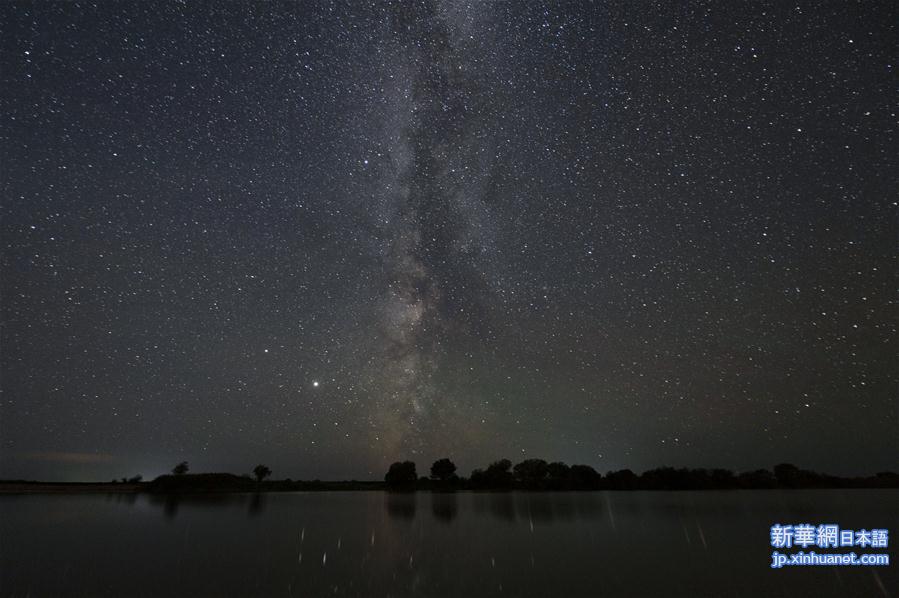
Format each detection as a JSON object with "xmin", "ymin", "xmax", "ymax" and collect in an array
[
  {"xmin": 1, "ymin": 1, "xmax": 895, "ymax": 481},
  {"xmin": 366, "ymin": 3, "xmax": 502, "ymax": 456}
]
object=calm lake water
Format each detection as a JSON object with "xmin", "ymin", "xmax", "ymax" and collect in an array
[{"xmin": 1, "ymin": 490, "xmax": 896, "ymax": 597}]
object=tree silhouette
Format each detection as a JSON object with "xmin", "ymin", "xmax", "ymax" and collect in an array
[
  {"xmin": 127, "ymin": 456, "xmax": 899, "ymax": 492},
  {"xmin": 514, "ymin": 459, "xmax": 549, "ymax": 488},
  {"xmin": 640, "ymin": 467, "xmax": 683, "ymax": 490},
  {"xmin": 569, "ymin": 464, "xmax": 601, "ymax": 489},
  {"xmin": 253, "ymin": 464, "xmax": 272, "ymax": 482},
  {"xmin": 430, "ymin": 458, "xmax": 457, "ymax": 481},
  {"xmin": 469, "ymin": 468, "xmax": 486, "ymax": 486},
  {"xmin": 605, "ymin": 468, "xmax": 638, "ymax": 490},
  {"xmin": 547, "ymin": 461, "xmax": 571, "ymax": 484},
  {"xmin": 385, "ymin": 461, "xmax": 417, "ymax": 488},
  {"xmin": 477, "ymin": 459, "xmax": 513, "ymax": 488}
]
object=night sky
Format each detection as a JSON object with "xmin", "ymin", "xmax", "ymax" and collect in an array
[{"xmin": 1, "ymin": 1, "xmax": 895, "ymax": 482}]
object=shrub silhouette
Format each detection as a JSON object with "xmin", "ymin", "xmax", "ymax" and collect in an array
[
  {"xmin": 385, "ymin": 461, "xmax": 417, "ymax": 488},
  {"xmin": 710, "ymin": 468, "xmax": 736, "ymax": 488},
  {"xmin": 636, "ymin": 467, "xmax": 740, "ymax": 490},
  {"xmin": 738, "ymin": 469, "xmax": 776, "ymax": 488},
  {"xmin": 172, "ymin": 461, "xmax": 189, "ymax": 476},
  {"xmin": 430, "ymin": 458, "xmax": 457, "ymax": 482},
  {"xmin": 875, "ymin": 472, "xmax": 899, "ymax": 487},
  {"xmin": 774, "ymin": 463, "xmax": 800, "ymax": 487},
  {"xmin": 148, "ymin": 472, "xmax": 255, "ymax": 493},
  {"xmin": 253, "ymin": 464, "xmax": 272, "ymax": 482}
]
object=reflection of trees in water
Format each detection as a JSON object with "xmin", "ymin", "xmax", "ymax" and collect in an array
[
  {"xmin": 489, "ymin": 493, "xmax": 516, "ymax": 521},
  {"xmin": 247, "ymin": 492, "xmax": 265, "ymax": 517},
  {"xmin": 163, "ymin": 495, "xmax": 178, "ymax": 518},
  {"xmin": 470, "ymin": 492, "xmax": 608, "ymax": 524},
  {"xmin": 518, "ymin": 494, "xmax": 590, "ymax": 523},
  {"xmin": 385, "ymin": 492, "xmax": 417, "ymax": 520},
  {"xmin": 139, "ymin": 490, "xmax": 608, "ymax": 526},
  {"xmin": 103, "ymin": 492, "xmax": 137, "ymax": 506},
  {"xmin": 472, "ymin": 492, "xmax": 516, "ymax": 522},
  {"xmin": 568, "ymin": 493, "xmax": 605, "ymax": 519},
  {"xmin": 143, "ymin": 493, "xmax": 262, "ymax": 519},
  {"xmin": 520, "ymin": 495, "xmax": 568, "ymax": 523},
  {"xmin": 430, "ymin": 492, "xmax": 457, "ymax": 523}
]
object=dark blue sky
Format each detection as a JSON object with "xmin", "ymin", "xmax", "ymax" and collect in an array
[{"xmin": 1, "ymin": 1, "xmax": 895, "ymax": 481}]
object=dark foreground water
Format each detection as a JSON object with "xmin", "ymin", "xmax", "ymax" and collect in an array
[{"xmin": 1, "ymin": 490, "xmax": 896, "ymax": 597}]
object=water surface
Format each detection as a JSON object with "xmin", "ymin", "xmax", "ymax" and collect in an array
[{"xmin": 1, "ymin": 490, "xmax": 895, "ymax": 597}]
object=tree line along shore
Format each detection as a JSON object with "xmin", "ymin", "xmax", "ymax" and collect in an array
[{"xmin": 2, "ymin": 458, "xmax": 897, "ymax": 494}]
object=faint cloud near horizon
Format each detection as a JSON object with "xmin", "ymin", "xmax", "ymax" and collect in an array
[{"xmin": 23, "ymin": 451, "xmax": 118, "ymax": 464}]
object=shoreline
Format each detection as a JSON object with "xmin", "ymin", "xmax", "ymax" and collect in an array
[
  {"xmin": 3, "ymin": 481, "xmax": 897, "ymax": 495},
  {"xmin": 0, "ymin": 482, "xmax": 144, "ymax": 494}
]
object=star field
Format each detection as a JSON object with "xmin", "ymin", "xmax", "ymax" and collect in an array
[{"xmin": 1, "ymin": 1, "xmax": 895, "ymax": 481}]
